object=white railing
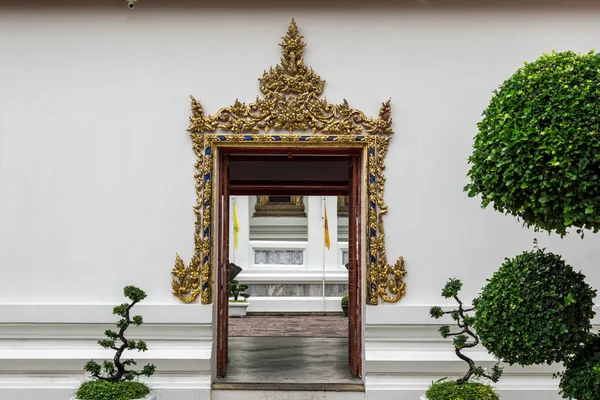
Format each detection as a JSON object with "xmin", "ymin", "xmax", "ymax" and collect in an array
[{"xmin": 251, "ymin": 241, "xmax": 307, "ymax": 270}]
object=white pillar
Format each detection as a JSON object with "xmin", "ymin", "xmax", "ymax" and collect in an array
[
  {"xmin": 307, "ymin": 196, "xmax": 339, "ymax": 270},
  {"xmin": 306, "ymin": 196, "xmax": 322, "ymax": 272},
  {"xmin": 323, "ymin": 196, "xmax": 339, "ymax": 271}
]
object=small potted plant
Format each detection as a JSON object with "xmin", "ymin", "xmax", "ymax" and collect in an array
[
  {"xmin": 228, "ymin": 279, "xmax": 250, "ymax": 318},
  {"xmin": 341, "ymin": 295, "xmax": 349, "ymax": 316},
  {"xmin": 425, "ymin": 278, "xmax": 503, "ymax": 400},
  {"xmin": 72, "ymin": 286, "xmax": 157, "ymax": 400}
]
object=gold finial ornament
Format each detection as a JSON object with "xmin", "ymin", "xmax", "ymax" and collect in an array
[
  {"xmin": 259, "ymin": 19, "xmax": 325, "ymax": 96},
  {"xmin": 186, "ymin": 19, "xmax": 393, "ymax": 136},
  {"xmin": 173, "ymin": 20, "xmax": 406, "ymax": 305}
]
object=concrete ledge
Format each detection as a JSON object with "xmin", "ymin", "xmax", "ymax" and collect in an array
[
  {"xmin": 247, "ymin": 297, "xmax": 343, "ymax": 312},
  {"xmin": 0, "ymin": 304, "xmax": 213, "ymax": 324},
  {"xmin": 0, "ymin": 374, "xmax": 212, "ymax": 400},
  {"xmin": 365, "ymin": 374, "xmax": 561, "ymax": 400},
  {"xmin": 365, "ymin": 305, "xmax": 600, "ymax": 325}
]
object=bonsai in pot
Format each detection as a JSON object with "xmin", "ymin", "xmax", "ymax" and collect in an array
[
  {"xmin": 72, "ymin": 286, "xmax": 157, "ymax": 400},
  {"xmin": 228, "ymin": 279, "xmax": 250, "ymax": 318},
  {"xmin": 425, "ymin": 279, "xmax": 502, "ymax": 400},
  {"xmin": 341, "ymin": 295, "xmax": 349, "ymax": 317}
]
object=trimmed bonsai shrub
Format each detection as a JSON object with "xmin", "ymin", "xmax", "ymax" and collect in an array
[
  {"xmin": 427, "ymin": 279, "xmax": 502, "ymax": 400},
  {"xmin": 229, "ymin": 279, "xmax": 249, "ymax": 302},
  {"xmin": 465, "ymin": 50, "xmax": 600, "ymax": 237},
  {"xmin": 341, "ymin": 295, "xmax": 349, "ymax": 316},
  {"xmin": 557, "ymin": 333, "xmax": 600, "ymax": 400},
  {"xmin": 341, "ymin": 295, "xmax": 349, "ymax": 306},
  {"xmin": 474, "ymin": 242, "xmax": 596, "ymax": 366},
  {"xmin": 75, "ymin": 286, "xmax": 156, "ymax": 400}
]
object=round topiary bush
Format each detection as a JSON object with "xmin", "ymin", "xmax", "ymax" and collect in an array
[
  {"xmin": 558, "ymin": 334, "xmax": 600, "ymax": 400},
  {"xmin": 474, "ymin": 243, "xmax": 596, "ymax": 366},
  {"xmin": 425, "ymin": 380, "xmax": 499, "ymax": 400},
  {"xmin": 465, "ymin": 50, "xmax": 600, "ymax": 237}
]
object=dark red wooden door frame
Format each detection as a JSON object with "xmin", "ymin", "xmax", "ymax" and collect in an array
[
  {"xmin": 348, "ymin": 154, "xmax": 363, "ymax": 377},
  {"xmin": 215, "ymin": 147, "xmax": 363, "ymax": 379},
  {"xmin": 216, "ymin": 154, "xmax": 230, "ymax": 378}
]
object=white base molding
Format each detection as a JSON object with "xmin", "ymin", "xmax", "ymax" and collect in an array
[
  {"xmin": 364, "ymin": 377, "xmax": 562, "ymax": 400},
  {"xmin": 1, "ymin": 305, "xmax": 597, "ymax": 400},
  {"xmin": 0, "ymin": 305, "xmax": 213, "ymax": 400},
  {"xmin": 2, "ymin": 389, "xmax": 207, "ymax": 400},
  {"xmin": 0, "ymin": 376, "xmax": 211, "ymax": 400},
  {"xmin": 363, "ymin": 321, "xmax": 576, "ymax": 400}
]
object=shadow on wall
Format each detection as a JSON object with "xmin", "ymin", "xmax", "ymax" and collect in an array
[{"xmin": 1, "ymin": 0, "xmax": 600, "ymax": 11}]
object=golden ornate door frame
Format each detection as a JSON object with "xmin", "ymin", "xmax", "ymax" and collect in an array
[{"xmin": 171, "ymin": 20, "xmax": 406, "ymax": 305}]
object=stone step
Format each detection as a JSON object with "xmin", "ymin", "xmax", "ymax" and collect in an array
[
  {"xmin": 212, "ymin": 382, "xmax": 364, "ymax": 391},
  {"xmin": 212, "ymin": 389, "xmax": 365, "ymax": 400}
]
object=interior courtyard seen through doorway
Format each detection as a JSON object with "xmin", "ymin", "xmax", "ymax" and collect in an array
[{"xmin": 217, "ymin": 193, "xmax": 360, "ymax": 391}]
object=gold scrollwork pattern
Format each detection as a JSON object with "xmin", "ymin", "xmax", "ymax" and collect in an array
[
  {"xmin": 254, "ymin": 196, "xmax": 306, "ymax": 217},
  {"xmin": 172, "ymin": 19, "xmax": 406, "ymax": 305},
  {"xmin": 372, "ymin": 136, "xmax": 407, "ymax": 304},
  {"xmin": 187, "ymin": 20, "xmax": 392, "ymax": 136},
  {"xmin": 172, "ymin": 135, "xmax": 214, "ymax": 304}
]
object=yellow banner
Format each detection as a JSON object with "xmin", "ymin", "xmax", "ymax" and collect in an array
[
  {"xmin": 324, "ymin": 203, "xmax": 330, "ymax": 250},
  {"xmin": 233, "ymin": 202, "xmax": 240, "ymax": 250}
]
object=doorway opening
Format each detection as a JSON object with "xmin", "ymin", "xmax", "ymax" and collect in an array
[{"xmin": 213, "ymin": 147, "xmax": 364, "ymax": 390}]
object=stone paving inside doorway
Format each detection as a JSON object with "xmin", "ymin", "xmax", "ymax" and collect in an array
[{"xmin": 229, "ymin": 315, "xmax": 348, "ymax": 337}]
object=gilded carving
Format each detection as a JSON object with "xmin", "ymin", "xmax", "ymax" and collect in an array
[
  {"xmin": 187, "ymin": 20, "xmax": 392, "ymax": 136},
  {"xmin": 254, "ymin": 196, "xmax": 306, "ymax": 217},
  {"xmin": 172, "ymin": 19, "xmax": 405, "ymax": 304},
  {"xmin": 373, "ymin": 136, "xmax": 407, "ymax": 304},
  {"xmin": 171, "ymin": 135, "xmax": 214, "ymax": 303},
  {"xmin": 337, "ymin": 196, "xmax": 349, "ymax": 217}
]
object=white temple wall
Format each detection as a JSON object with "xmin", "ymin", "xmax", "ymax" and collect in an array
[{"xmin": 1, "ymin": 2, "xmax": 600, "ymax": 398}]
